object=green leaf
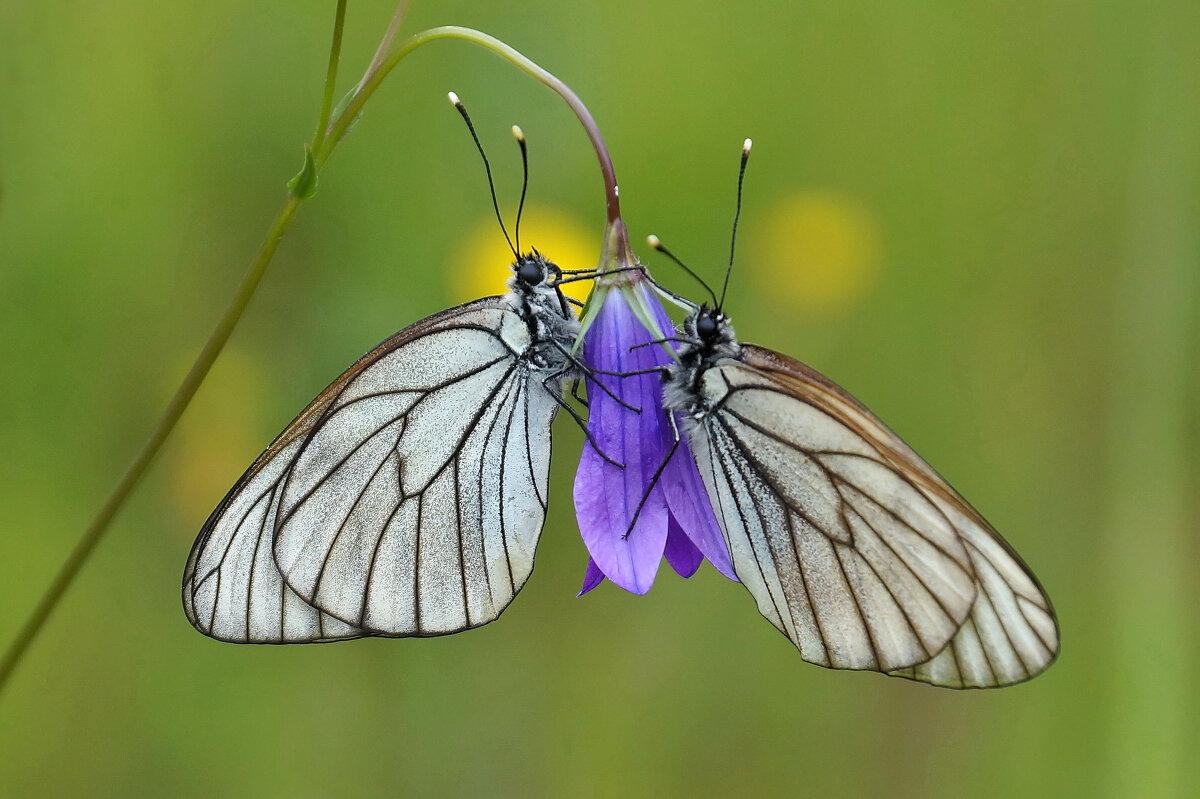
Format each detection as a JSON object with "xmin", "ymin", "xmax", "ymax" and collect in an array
[
  {"xmin": 330, "ymin": 85, "xmax": 359, "ymax": 121},
  {"xmin": 287, "ymin": 143, "xmax": 318, "ymax": 199}
]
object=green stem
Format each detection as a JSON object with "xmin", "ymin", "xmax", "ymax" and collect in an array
[
  {"xmin": 359, "ymin": 0, "xmax": 410, "ymax": 91},
  {"xmin": 309, "ymin": 0, "xmax": 348, "ymax": 154},
  {"xmin": 0, "ymin": 0, "xmax": 356, "ymax": 698},
  {"xmin": 318, "ymin": 26, "xmax": 623, "ymax": 225},
  {"xmin": 0, "ymin": 194, "xmax": 304, "ymax": 695},
  {"xmin": 0, "ymin": 14, "xmax": 613, "ymax": 700}
]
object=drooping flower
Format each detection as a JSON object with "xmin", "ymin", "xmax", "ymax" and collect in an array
[{"xmin": 573, "ymin": 221, "xmax": 736, "ymax": 594}]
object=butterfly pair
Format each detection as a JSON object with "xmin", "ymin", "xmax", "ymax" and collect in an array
[{"xmin": 184, "ymin": 122, "xmax": 1058, "ymax": 688}]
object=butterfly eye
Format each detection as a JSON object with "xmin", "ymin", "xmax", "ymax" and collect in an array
[
  {"xmin": 695, "ymin": 312, "xmax": 718, "ymax": 340},
  {"xmin": 517, "ymin": 258, "xmax": 544, "ymax": 286}
]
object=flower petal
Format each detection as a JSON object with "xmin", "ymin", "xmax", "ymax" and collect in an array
[
  {"xmin": 573, "ymin": 288, "xmax": 674, "ymax": 594},
  {"xmin": 574, "ymin": 448, "xmax": 667, "ymax": 594},
  {"xmin": 663, "ymin": 516, "xmax": 703, "ymax": 578},
  {"xmin": 660, "ymin": 429, "xmax": 738, "ymax": 581},
  {"xmin": 639, "ymin": 285, "xmax": 737, "ymax": 582},
  {"xmin": 578, "ymin": 558, "xmax": 606, "ymax": 596}
]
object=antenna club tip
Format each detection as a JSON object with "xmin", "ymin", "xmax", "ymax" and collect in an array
[
  {"xmin": 448, "ymin": 91, "xmax": 462, "ymax": 107},
  {"xmin": 511, "ymin": 125, "xmax": 525, "ymax": 142},
  {"xmin": 742, "ymin": 138, "xmax": 753, "ymax": 155},
  {"xmin": 646, "ymin": 234, "xmax": 662, "ymax": 250}
]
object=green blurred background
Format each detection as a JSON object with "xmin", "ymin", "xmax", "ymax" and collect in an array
[{"xmin": 2, "ymin": 1, "xmax": 1197, "ymax": 796}]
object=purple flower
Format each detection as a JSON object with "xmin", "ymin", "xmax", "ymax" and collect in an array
[{"xmin": 573, "ymin": 274, "xmax": 736, "ymax": 595}]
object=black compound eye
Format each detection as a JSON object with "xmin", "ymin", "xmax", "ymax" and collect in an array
[
  {"xmin": 696, "ymin": 313, "xmax": 718, "ymax": 340},
  {"xmin": 517, "ymin": 258, "xmax": 543, "ymax": 285}
]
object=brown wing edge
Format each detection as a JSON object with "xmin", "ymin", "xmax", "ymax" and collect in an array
[
  {"xmin": 253, "ymin": 296, "xmax": 513, "ymax": 480},
  {"xmin": 181, "ymin": 297, "xmax": 510, "ymax": 612},
  {"xmin": 736, "ymin": 343, "xmax": 1060, "ymax": 682}
]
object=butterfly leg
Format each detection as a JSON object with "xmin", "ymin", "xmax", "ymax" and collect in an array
[
  {"xmin": 570, "ymin": 377, "xmax": 588, "ymax": 408},
  {"xmin": 551, "ymin": 342, "xmax": 642, "ymax": 413},
  {"xmin": 541, "ymin": 370, "xmax": 625, "ymax": 468},
  {"xmin": 629, "ymin": 337, "xmax": 693, "ymax": 351},
  {"xmin": 557, "ymin": 263, "xmax": 699, "ymax": 311},
  {"xmin": 584, "ymin": 364, "xmax": 670, "ymax": 378},
  {"xmin": 559, "ymin": 341, "xmax": 672, "ymax": 387},
  {"xmin": 621, "ymin": 412, "xmax": 683, "ymax": 540},
  {"xmin": 553, "ymin": 265, "xmax": 646, "ymax": 285},
  {"xmin": 645, "ymin": 278, "xmax": 700, "ymax": 312}
]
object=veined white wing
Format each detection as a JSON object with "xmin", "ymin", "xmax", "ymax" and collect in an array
[
  {"xmin": 885, "ymin": 499, "xmax": 1060, "ymax": 687},
  {"xmin": 184, "ymin": 267, "xmax": 574, "ymax": 643},
  {"xmin": 181, "ymin": 307, "xmax": 405, "ymax": 643},
  {"xmin": 273, "ymin": 299, "xmax": 562, "ymax": 636},
  {"xmin": 673, "ymin": 327, "xmax": 1058, "ymax": 687},
  {"xmin": 182, "ymin": 430, "xmax": 363, "ymax": 644}
]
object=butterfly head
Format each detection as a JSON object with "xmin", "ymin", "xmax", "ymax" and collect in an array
[
  {"xmin": 506, "ymin": 250, "xmax": 577, "ymax": 352},
  {"xmin": 663, "ymin": 305, "xmax": 739, "ymax": 424},
  {"xmin": 509, "ymin": 250, "xmax": 569, "ymax": 310},
  {"xmin": 684, "ymin": 305, "xmax": 738, "ymax": 358},
  {"xmin": 695, "ymin": 308, "xmax": 720, "ymax": 341},
  {"xmin": 514, "ymin": 250, "xmax": 554, "ymax": 289}
]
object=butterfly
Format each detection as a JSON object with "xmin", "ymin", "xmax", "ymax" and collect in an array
[
  {"xmin": 182, "ymin": 249, "xmax": 585, "ymax": 642},
  {"xmin": 183, "ymin": 95, "xmax": 596, "ymax": 643},
  {"xmin": 653, "ymin": 140, "xmax": 1058, "ymax": 687}
]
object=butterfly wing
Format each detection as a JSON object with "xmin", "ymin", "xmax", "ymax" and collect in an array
[
  {"xmin": 689, "ymin": 344, "xmax": 1057, "ymax": 684},
  {"xmin": 885, "ymin": 514, "xmax": 1060, "ymax": 687},
  {"xmin": 183, "ymin": 433, "xmax": 364, "ymax": 643},
  {"xmin": 180, "ymin": 317, "xmax": 385, "ymax": 644},
  {"xmin": 182, "ymin": 297, "xmax": 559, "ymax": 643},
  {"xmin": 272, "ymin": 299, "xmax": 561, "ymax": 637}
]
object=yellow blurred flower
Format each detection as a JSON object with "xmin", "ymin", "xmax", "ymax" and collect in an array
[
  {"xmin": 166, "ymin": 348, "xmax": 265, "ymax": 529},
  {"xmin": 449, "ymin": 205, "xmax": 598, "ymax": 303},
  {"xmin": 747, "ymin": 190, "xmax": 882, "ymax": 316}
]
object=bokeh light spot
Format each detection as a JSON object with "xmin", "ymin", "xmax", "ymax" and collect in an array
[
  {"xmin": 166, "ymin": 348, "xmax": 264, "ymax": 528},
  {"xmin": 746, "ymin": 190, "xmax": 882, "ymax": 316},
  {"xmin": 450, "ymin": 205, "xmax": 597, "ymax": 303}
]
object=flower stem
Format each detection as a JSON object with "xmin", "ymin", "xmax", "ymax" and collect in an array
[
  {"xmin": 359, "ymin": 0, "xmax": 410, "ymax": 92},
  {"xmin": 0, "ymin": 194, "xmax": 304, "ymax": 696},
  {"xmin": 0, "ymin": 13, "xmax": 615, "ymax": 700},
  {"xmin": 0, "ymin": 0, "xmax": 356, "ymax": 697},
  {"xmin": 318, "ymin": 26, "xmax": 623, "ymax": 225},
  {"xmin": 309, "ymin": 0, "xmax": 348, "ymax": 155}
]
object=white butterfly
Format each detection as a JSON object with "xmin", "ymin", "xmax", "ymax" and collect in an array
[
  {"xmin": 182, "ymin": 251, "xmax": 581, "ymax": 642},
  {"xmin": 661, "ymin": 306, "xmax": 1058, "ymax": 687},
  {"xmin": 652, "ymin": 139, "xmax": 1058, "ymax": 688}
]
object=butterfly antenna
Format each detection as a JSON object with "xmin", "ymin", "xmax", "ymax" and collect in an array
[
  {"xmin": 512, "ymin": 125, "xmax": 529, "ymax": 255},
  {"xmin": 646, "ymin": 235, "xmax": 718, "ymax": 307},
  {"xmin": 449, "ymin": 91, "xmax": 516, "ymax": 258},
  {"xmin": 718, "ymin": 138, "xmax": 752, "ymax": 311}
]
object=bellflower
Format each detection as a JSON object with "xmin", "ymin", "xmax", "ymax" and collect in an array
[{"xmin": 573, "ymin": 222, "xmax": 736, "ymax": 594}]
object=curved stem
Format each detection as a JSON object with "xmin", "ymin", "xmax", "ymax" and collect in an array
[
  {"xmin": 0, "ymin": 194, "xmax": 304, "ymax": 695},
  {"xmin": 0, "ymin": 14, "xmax": 617, "ymax": 699},
  {"xmin": 360, "ymin": 0, "xmax": 409, "ymax": 91},
  {"xmin": 319, "ymin": 26, "xmax": 623, "ymax": 224},
  {"xmin": 0, "ymin": 0, "xmax": 356, "ymax": 698},
  {"xmin": 309, "ymin": 0, "xmax": 348, "ymax": 154}
]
